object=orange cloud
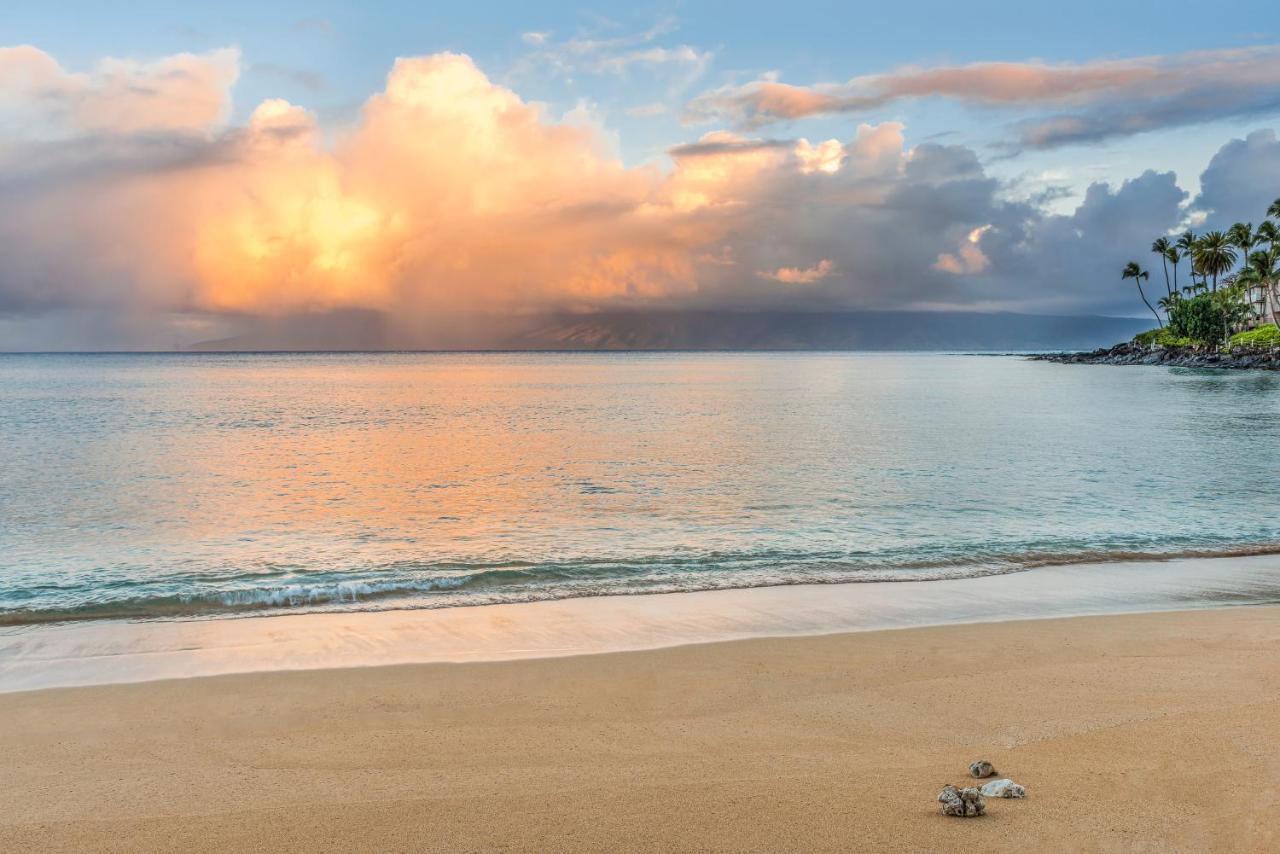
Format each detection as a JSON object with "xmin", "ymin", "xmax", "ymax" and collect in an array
[
  {"xmin": 0, "ymin": 44, "xmax": 239, "ymax": 134},
  {"xmin": 3, "ymin": 48, "xmax": 803, "ymax": 323},
  {"xmin": 934, "ymin": 226, "xmax": 992, "ymax": 275},
  {"xmin": 157, "ymin": 53, "xmax": 799, "ymax": 317},
  {"xmin": 7, "ymin": 46, "xmax": 1045, "ymax": 327},
  {"xmin": 685, "ymin": 46, "xmax": 1280, "ymax": 148},
  {"xmin": 794, "ymin": 138, "xmax": 844, "ymax": 174},
  {"xmin": 759, "ymin": 259, "xmax": 835, "ymax": 284}
]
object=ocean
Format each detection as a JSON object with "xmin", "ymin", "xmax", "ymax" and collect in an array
[{"xmin": 3, "ymin": 351, "xmax": 1280, "ymax": 628}]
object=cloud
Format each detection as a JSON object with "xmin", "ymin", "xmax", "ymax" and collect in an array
[
  {"xmin": 512, "ymin": 19, "xmax": 712, "ymax": 90},
  {"xmin": 934, "ymin": 226, "xmax": 991, "ymax": 274},
  {"xmin": 2, "ymin": 50, "xmax": 939, "ymax": 325},
  {"xmin": 590, "ymin": 45, "xmax": 711, "ymax": 76},
  {"xmin": 983, "ymin": 169, "xmax": 1191, "ymax": 310},
  {"xmin": 759, "ymin": 259, "xmax": 834, "ymax": 283},
  {"xmin": 794, "ymin": 139, "xmax": 845, "ymax": 175},
  {"xmin": 685, "ymin": 46, "xmax": 1280, "ymax": 149},
  {"xmin": 189, "ymin": 54, "xmax": 695, "ymax": 315},
  {"xmin": 668, "ymin": 132, "xmax": 793, "ymax": 158},
  {"xmin": 0, "ymin": 44, "xmax": 239, "ymax": 135},
  {"xmin": 3, "ymin": 44, "xmax": 1278, "ymax": 348},
  {"xmin": 670, "ymin": 134, "xmax": 848, "ymax": 173},
  {"xmin": 1192, "ymin": 128, "xmax": 1280, "ymax": 228},
  {"xmin": 1, "ymin": 51, "xmax": 705, "ymax": 319}
]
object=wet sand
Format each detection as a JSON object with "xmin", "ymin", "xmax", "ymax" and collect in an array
[
  {"xmin": 6, "ymin": 552, "xmax": 1280, "ymax": 693},
  {"xmin": 3, "ymin": 606, "xmax": 1279, "ymax": 852}
]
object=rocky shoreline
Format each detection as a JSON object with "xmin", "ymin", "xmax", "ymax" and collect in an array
[{"xmin": 1030, "ymin": 342, "xmax": 1280, "ymax": 370}]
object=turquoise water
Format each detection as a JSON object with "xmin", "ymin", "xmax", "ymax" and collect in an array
[{"xmin": 2, "ymin": 352, "xmax": 1279, "ymax": 625}]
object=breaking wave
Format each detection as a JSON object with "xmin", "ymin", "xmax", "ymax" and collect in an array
[{"xmin": 4, "ymin": 540, "xmax": 1280, "ymax": 627}]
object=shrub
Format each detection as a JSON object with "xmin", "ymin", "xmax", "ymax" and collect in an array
[
  {"xmin": 1166, "ymin": 292, "xmax": 1245, "ymax": 345},
  {"xmin": 1133, "ymin": 327, "xmax": 1194, "ymax": 348},
  {"xmin": 1227, "ymin": 323, "xmax": 1280, "ymax": 351}
]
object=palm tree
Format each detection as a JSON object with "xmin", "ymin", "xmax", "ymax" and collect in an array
[
  {"xmin": 1228, "ymin": 222, "xmax": 1255, "ymax": 273},
  {"xmin": 1165, "ymin": 245, "xmax": 1182, "ymax": 292},
  {"xmin": 1268, "ymin": 198, "xmax": 1280, "ymax": 222},
  {"xmin": 1245, "ymin": 247, "xmax": 1280, "ymax": 324},
  {"xmin": 1237, "ymin": 265, "xmax": 1264, "ymax": 322},
  {"xmin": 1192, "ymin": 246, "xmax": 1209, "ymax": 290},
  {"xmin": 1151, "ymin": 237, "xmax": 1173, "ymax": 297},
  {"xmin": 1258, "ymin": 220, "xmax": 1278, "ymax": 255},
  {"xmin": 1176, "ymin": 231, "xmax": 1200, "ymax": 288},
  {"xmin": 1157, "ymin": 293, "xmax": 1181, "ymax": 325},
  {"xmin": 1194, "ymin": 231, "xmax": 1237, "ymax": 292},
  {"xmin": 1123, "ymin": 261, "xmax": 1161, "ymax": 326}
]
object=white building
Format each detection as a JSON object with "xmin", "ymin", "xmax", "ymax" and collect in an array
[{"xmin": 1243, "ymin": 283, "xmax": 1279, "ymax": 326}]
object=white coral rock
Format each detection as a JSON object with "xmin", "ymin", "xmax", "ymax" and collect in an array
[{"xmin": 979, "ymin": 778, "xmax": 1026, "ymax": 798}]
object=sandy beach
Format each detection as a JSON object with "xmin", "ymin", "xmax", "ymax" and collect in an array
[{"xmin": 3, "ymin": 606, "xmax": 1278, "ymax": 852}]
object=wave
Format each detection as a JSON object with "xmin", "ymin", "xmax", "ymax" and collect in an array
[{"xmin": 3, "ymin": 541, "xmax": 1280, "ymax": 628}]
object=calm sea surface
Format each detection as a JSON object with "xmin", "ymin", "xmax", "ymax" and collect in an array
[{"xmin": 2, "ymin": 352, "xmax": 1279, "ymax": 626}]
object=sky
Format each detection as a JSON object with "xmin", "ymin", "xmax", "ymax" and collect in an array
[{"xmin": 2, "ymin": 0, "xmax": 1280, "ymax": 348}]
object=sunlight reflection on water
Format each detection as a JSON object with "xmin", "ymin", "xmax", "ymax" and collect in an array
[{"xmin": 2, "ymin": 352, "xmax": 1279, "ymax": 624}]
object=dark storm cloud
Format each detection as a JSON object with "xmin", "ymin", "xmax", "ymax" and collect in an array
[
  {"xmin": 1192, "ymin": 129, "xmax": 1280, "ymax": 227},
  {"xmin": 667, "ymin": 137, "xmax": 793, "ymax": 157}
]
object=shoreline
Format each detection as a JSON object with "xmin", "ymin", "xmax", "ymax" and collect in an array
[
  {"xmin": 1030, "ymin": 341, "xmax": 1280, "ymax": 369},
  {"xmin": 4, "ymin": 551, "xmax": 1279, "ymax": 694},
  {"xmin": 4, "ymin": 606, "xmax": 1278, "ymax": 851},
  {"xmin": 8, "ymin": 541, "xmax": 1280, "ymax": 629}
]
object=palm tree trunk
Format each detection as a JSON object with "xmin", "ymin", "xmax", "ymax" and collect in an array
[
  {"xmin": 1160, "ymin": 256, "xmax": 1171, "ymax": 297},
  {"xmin": 1138, "ymin": 285, "xmax": 1161, "ymax": 327}
]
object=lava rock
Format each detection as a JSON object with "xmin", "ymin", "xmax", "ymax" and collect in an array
[
  {"xmin": 1029, "ymin": 344, "xmax": 1280, "ymax": 371},
  {"xmin": 968, "ymin": 760, "xmax": 997, "ymax": 778},
  {"xmin": 938, "ymin": 784, "xmax": 986, "ymax": 817}
]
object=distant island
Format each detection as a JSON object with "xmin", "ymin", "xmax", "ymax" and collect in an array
[
  {"xmin": 1037, "ymin": 196, "xmax": 1280, "ymax": 369},
  {"xmin": 189, "ymin": 309, "xmax": 1150, "ymax": 353}
]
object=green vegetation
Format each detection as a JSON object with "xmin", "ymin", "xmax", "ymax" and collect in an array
[
  {"xmin": 1226, "ymin": 324, "xmax": 1280, "ymax": 351},
  {"xmin": 1166, "ymin": 291, "xmax": 1249, "ymax": 346},
  {"xmin": 1124, "ymin": 196, "xmax": 1280, "ymax": 347},
  {"xmin": 1133, "ymin": 328, "xmax": 1194, "ymax": 348}
]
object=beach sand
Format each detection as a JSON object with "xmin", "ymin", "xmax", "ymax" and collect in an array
[{"xmin": 3, "ymin": 606, "xmax": 1278, "ymax": 852}]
